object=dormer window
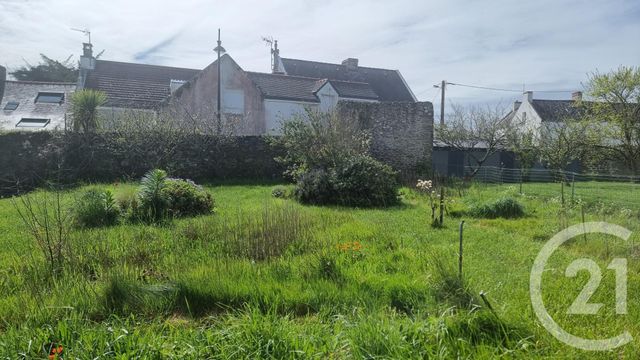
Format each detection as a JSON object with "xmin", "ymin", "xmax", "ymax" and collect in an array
[
  {"xmin": 35, "ymin": 92, "xmax": 64, "ymax": 104},
  {"xmin": 16, "ymin": 118, "xmax": 50, "ymax": 128},
  {"xmin": 3, "ymin": 101, "xmax": 19, "ymax": 111}
]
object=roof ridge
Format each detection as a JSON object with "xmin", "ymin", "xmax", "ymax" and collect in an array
[
  {"xmin": 96, "ymin": 59, "xmax": 200, "ymax": 72},
  {"xmin": 280, "ymin": 57, "xmax": 398, "ymax": 72},
  {"xmin": 245, "ymin": 71, "xmax": 323, "ymax": 82},
  {"xmin": 4, "ymin": 80, "xmax": 76, "ymax": 85}
]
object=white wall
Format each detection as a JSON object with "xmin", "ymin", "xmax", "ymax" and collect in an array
[
  {"xmin": 264, "ymin": 99, "xmax": 317, "ymax": 134},
  {"xmin": 316, "ymin": 83, "xmax": 338, "ymax": 112}
]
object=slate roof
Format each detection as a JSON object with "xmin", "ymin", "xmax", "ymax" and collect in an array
[
  {"xmin": 246, "ymin": 72, "xmax": 321, "ymax": 103},
  {"xmin": 280, "ymin": 58, "xmax": 415, "ymax": 102},
  {"xmin": 530, "ymin": 99, "xmax": 587, "ymax": 121},
  {"xmin": 0, "ymin": 80, "xmax": 76, "ymax": 131},
  {"xmin": 326, "ymin": 80, "xmax": 378, "ymax": 100},
  {"xmin": 84, "ymin": 60, "xmax": 199, "ymax": 109}
]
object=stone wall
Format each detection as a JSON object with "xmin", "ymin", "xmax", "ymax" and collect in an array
[
  {"xmin": 336, "ymin": 101, "xmax": 433, "ymax": 175},
  {"xmin": 0, "ymin": 132, "xmax": 283, "ymax": 197}
]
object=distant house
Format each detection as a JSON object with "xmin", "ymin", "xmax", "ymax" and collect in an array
[
  {"xmin": 0, "ymin": 65, "xmax": 76, "ymax": 131},
  {"xmin": 77, "ymin": 41, "xmax": 419, "ymax": 134},
  {"xmin": 503, "ymin": 91, "xmax": 587, "ymax": 132}
]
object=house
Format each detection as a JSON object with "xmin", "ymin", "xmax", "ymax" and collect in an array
[
  {"xmin": 78, "ymin": 41, "xmax": 420, "ymax": 135},
  {"xmin": 77, "ymin": 43, "xmax": 199, "ymax": 124},
  {"xmin": 503, "ymin": 90, "xmax": 588, "ymax": 132},
  {"xmin": 0, "ymin": 66, "xmax": 76, "ymax": 131}
]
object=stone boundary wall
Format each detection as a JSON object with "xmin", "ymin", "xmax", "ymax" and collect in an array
[
  {"xmin": 0, "ymin": 132, "xmax": 283, "ymax": 196},
  {"xmin": 336, "ymin": 101, "xmax": 434, "ymax": 176}
]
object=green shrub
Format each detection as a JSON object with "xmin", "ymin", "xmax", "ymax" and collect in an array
[
  {"xmin": 469, "ymin": 197, "xmax": 525, "ymax": 219},
  {"xmin": 294, "ymin": 169, "xmax": 336, "ymax": 205},
  {"xmin": 294, "ymin": 156, "xmax": 399, "ymax": 207},
  {"xmin": 137, "ymin": 169, "xmax": 170, "ymax": 223},
  {"xmin": 162, "ymin": 179, "xmax": 214, "ymax": 218},
  {"xmin": 334, "ymin": 155, "xmax": 399, "ymax": 207},
  {"xmin": 73, "ymin": 188, "xmax": 120, "ymax": 228},
  {"xmin": 271, "ymin": 186, "xmax": 288, "ymax": 198}
]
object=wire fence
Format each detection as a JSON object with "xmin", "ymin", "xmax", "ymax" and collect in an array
[{"xmin": 468, "ymin": 166, "xmax": 640, "ymax": 209}]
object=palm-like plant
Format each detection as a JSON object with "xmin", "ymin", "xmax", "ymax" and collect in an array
[
  {"xmin": 138, "ymin": 169, "xmax": 169, "ymax": 223},
  {"xmin": 70, "ymin": 89, "xmax": 107, "ymax": 133}
]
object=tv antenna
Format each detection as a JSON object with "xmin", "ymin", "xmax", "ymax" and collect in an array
[{"xmin": 71, "ymin": 28, "xmax": 91, "ymax": 43}]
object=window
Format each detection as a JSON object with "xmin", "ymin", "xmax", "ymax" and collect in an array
[
  {"xmin": 35, "ymin": 92, "xmax": 64, "ymax": 104},
  {"xmin": 3, "ymin": 101, "xmax": 19, "ymax": 111},
  {"xmin": 16, "ymin": 118, "xmax": 50, "ymax": 128}
]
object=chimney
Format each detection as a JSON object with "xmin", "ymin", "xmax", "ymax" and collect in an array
[
  {"xmin": 271, "ymin": 40, "xmax": 285, "ymax": 74},
  {"xmin": 572, "ymin": 91, "xmax": 583, "ymax": 101},
  {"xmin": 523, "ymin": 91, "xmax": 533, "ymax": 102},
  {"xmin": 77, "ymin": 43, "xmax": 96, "ymax": 89},
  {"xmin": 0, "ymin": 65, "xmax": 6, "ymax": 103},
  {"xmin": 342, "ymin": 58, "xmax": 358, "ymax": 70},
  {"xmin": 79, "ymin": 43, "xmax": 95, "ymax": 70}
]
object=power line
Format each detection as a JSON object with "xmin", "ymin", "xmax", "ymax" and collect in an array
[{"xmin": 447, "ymin": 82, "xmax": 575, "ymax": 93}]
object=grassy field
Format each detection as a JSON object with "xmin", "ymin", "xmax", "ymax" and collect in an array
[{"xmin": 0, "ymin": 181, "xmax": 639, "ymax": 359}]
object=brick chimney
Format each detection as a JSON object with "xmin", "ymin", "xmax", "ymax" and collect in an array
[
  {"xmin": 342, "ymin": 58, "xmax": 358, "ymax": 70},
  {"xmin": 0, "ymin": 65, "xmax": 6, "ymax": 103},
  {"xmin": 572, "ymin": 91, "xmax": 583, "ymax": 101},
  {"xmin": 523, "ymin": 91, "xmax": 533, "ymax": 103}
]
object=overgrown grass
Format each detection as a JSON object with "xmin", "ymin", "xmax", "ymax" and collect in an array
[{"xmin": 0, "ymin": 181, "xmax": 639, "ymax": 358}]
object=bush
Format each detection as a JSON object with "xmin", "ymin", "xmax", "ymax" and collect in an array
[
  {"xmin": 334, "ymin": 155, "xmax": 399, "ymax": 207},
  {"xmin": 294, "ymin": 169, "xmax": 336, "ymax": 205},
  {"xmin": 73, "ymin": 188, "xmax": 120, "ymax": 228},
  {"xmin": 271, "ymin": 186, "xmax": 288, "ymax": 199},
  {"xmin": 162, "ymin": 179, "xmax": 214, "ymax": 218},
  {"xmin": 294, "ymin": 157, "xmax": 399, "ymax": 207},
  {"xmin": 469, "ymin": 197, "xmax": 525, "ymax": 219}
]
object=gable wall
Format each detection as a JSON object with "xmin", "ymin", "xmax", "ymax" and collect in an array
[{"xmin": 170, "ymin": 56, "xmax": 265, "ymax": 135}]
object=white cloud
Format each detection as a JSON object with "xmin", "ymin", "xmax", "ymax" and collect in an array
[{"xmin": 1, "ymin": 0, "xmax": 638, "ymax": 115}]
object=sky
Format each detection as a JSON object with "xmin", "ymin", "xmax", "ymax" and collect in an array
[{"xmin": 1, "ymin": 0, "xmax": 639, "ymax": 117}]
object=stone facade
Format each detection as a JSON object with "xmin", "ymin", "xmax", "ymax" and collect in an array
[{"xmin": 336, "ymin": 101, "xmax": 434, "ymax": 174}]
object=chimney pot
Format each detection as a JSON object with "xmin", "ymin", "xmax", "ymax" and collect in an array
[
  {"xmin": 342, "ymin": 58, "xmax": 358, "ymax": 70},
  {"xmin": 572, "ymin": 91, "xmax": 583, "ymax": 101},
  {"xmin": 523, "ymin": 91, "xmax": 533, "ymax": 102}
]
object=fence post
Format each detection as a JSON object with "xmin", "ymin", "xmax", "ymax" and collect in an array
[
  {"xmin": 439, "ymin": 187, "xmax": 445, "ymax": 226},
  {"xmin": 561, "ymin": 181, "xmax": 565, "ymax": 206},
  {"xmin": 459, "ymin": 220, "xmax": 465, "ymax": 280},
  {"xmin": 581, "ymin": 204, "xmax": 587, "ymax": 244},
  {"xmin": 571, "ymin": 174, "xmax": 575, "ymax": 203}
]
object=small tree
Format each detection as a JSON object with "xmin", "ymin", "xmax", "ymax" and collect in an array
[
  {"xmin": 269, "ymin": 109, "xmax": 370, "ymax": 180},
  {"xmin": 436, "ymin": 104, "xmax": 519, "ymax": 179},
  {"xmin": 536, "ymin": 119, "xmax": 602, "ymax": 181},
  {"xmin": 11, "ymin": 54, "xmax": 78, "ymax": 82},
  {"xmin": 583, "ymin": 66, "xmax": 640, "ymax": 174},
  {"xmin": 70, "ymin": 89, "xmax": 107, "ymax": 133},
  {"xmin": 507, "ymin": 126, "xmax": 538, "ymax": 183}
]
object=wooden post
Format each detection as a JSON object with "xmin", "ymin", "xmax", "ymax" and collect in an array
[
  {"xmin": 439, "ymin": 187, "xmax": 445, "ymax": 226},
  {"xmin": 561, "ymin": 181, "xmax": 565, "ymax": 206},
  {"xmin": 571, "ymin": 174, "xmax": 575, "ymax": 203},
  {"xmin": 459, "ymin": 220, "xmax": 465, "ymax": 280},
  {"xmin": 581, "ymin": 204, "xmax": 587, "ymax": 244},
  {"xmin": 440, "ymin": 80, "xmax": 446, "ymax": 126}
]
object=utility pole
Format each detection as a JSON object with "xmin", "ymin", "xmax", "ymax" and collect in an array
[
  {"xmin": 440, "ymin": 80, "xmax": 445, "ymax": 126},
  {"xmin": 433, "ymin": 80, "xmax": 450, "ymax": 126},
  {"xmin": 214, "ymin": 29, "xmax": 226, "ymax": 134}
]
